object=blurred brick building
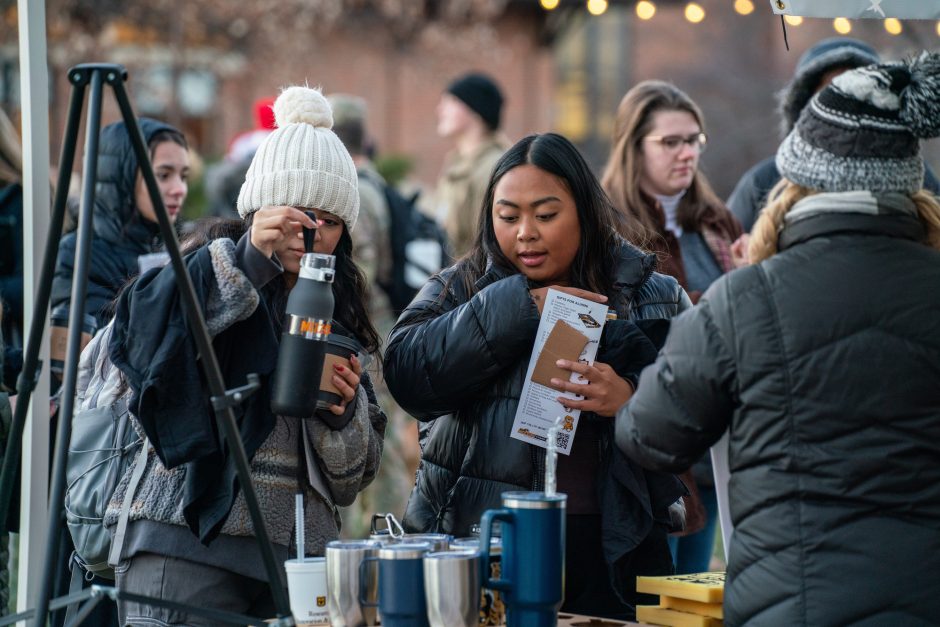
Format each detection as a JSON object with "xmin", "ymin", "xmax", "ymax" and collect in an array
[{"xmin": 1, "ymin": 0, "xmax": 937, "ymax": 201}]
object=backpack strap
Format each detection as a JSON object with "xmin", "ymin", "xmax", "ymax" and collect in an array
[
  {"xmin": 107, "ymin": 439, "xmax": 149, "ymax": 569},
  {"xmin": 63, "ymin": 551, "xmax": 92, "ymax": 625}
]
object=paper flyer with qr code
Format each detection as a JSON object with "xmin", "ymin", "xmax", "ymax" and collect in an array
[{"xmin": 510, "ymin": 289, "xmax": 609, "ymax": 455}]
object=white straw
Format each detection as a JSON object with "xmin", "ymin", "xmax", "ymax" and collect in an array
[
  {"xmin": 545, "ymin": 416, "xmax": 564, "ymax": 497},
  {"xmin": 295, "ymin": 493, "xmax": 305, "ymax": 562}
]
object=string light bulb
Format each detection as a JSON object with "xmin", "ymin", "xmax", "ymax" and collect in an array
[
  {"xmin": 734, "ymin": 0, "xmax": 755, "ymax": 16},
  {"xmin": 884, "ymin": 18, "xmax": 902, "ymax": 35},
  {"xmin": 636, "ymin": 0, "xmax": 657, "ymax": 20},
  {"xmin": 833, "ymin": 17, "xmax": 852, "ymax": 34},
  {"xmin": 684, "ymin": 2, "xmax": 706, "ymax": 23},
  {"xmin": 587, "ymin": 0, "xmax": 608, "ymax": 16},
  {"xmin": 784, "ymin": 15, "xmax": 803, "ymax": 26},
  {"xmin": 540, "ymin": 0, "xmax": 560, "ymax": 10}
]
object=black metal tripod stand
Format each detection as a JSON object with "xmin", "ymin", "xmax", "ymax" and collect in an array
[{"xmin": 0, "ymin": 64, "xmax": 294, "ymax": 627}]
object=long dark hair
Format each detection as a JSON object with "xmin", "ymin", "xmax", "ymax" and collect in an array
[
  {"xmin": 242, "ymin": 214, "xmax": 381, "ymax": 355},
  {"xmin": 329, "ymin": 228, "xmax": 381, "ymax": 354},
  {"xmin": 454, "ymin": 133, "xmax": 624, "ymax": 297}
]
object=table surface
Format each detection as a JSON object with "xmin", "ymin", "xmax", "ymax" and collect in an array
[
  {"xmin": 558, "ymin": 614, "xmax": 642, "ymax": 627},
  {"xmin": 290, "ymin": 616, "xmax": 642, "ymax": 627}
]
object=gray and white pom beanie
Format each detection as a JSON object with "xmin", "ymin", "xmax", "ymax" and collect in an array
[
  {"xmin": 776, "ymin": 52, "xmax": 940, "ymax": 195},
  {"xmin": 236, "ymin": 85, "xmax": 360, "ymax": 232}
]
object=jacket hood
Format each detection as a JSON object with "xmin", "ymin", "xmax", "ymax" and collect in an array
[
  {"xmin": 92, "ymin": 117, "xmax": 181, "ymax": 247},
  {"xmin": 611, "ymin": 239, "xmax": 657, "ymax": 290},
  {"xmin": 778, "ymin": 38, "xmax": 879, "ymax": 137}
]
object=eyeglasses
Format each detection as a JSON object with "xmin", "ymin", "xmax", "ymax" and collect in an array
[{"xmin": 643, "ymin": 132, "xmax": 708, "ymax": 154}]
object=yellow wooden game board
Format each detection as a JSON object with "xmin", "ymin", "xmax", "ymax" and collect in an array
[
  {"xmin": 637, "ymin": 605, "xmax": 723, "ymax": 627},
  {"xmin": 661, "ymin": 596, "xmax": 723, "ymax": 619},
  {"xmin": 635, "ymin": 572, "xmax": 725, "ymax": 604}
]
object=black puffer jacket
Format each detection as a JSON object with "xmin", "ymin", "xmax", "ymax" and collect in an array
[
  {"xmin": 52, "ymin": 118, "xmax": 179, "ymax": 329},
  {"xmin": 617, "ymin": 199, "xmax": 940, "ymax": 625},
  {"xmin": 385, "ymin": 242, "xmax": 689, "ymax": 559}
]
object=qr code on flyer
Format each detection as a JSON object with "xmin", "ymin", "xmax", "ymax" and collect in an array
[{"xmin": 555, "ymin": 431, "xmax": 570, "ymax": 449}]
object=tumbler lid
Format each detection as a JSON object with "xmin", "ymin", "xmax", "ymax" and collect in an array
[
  {"xmin": 326, "ymin": 539, "xmax": 381, "ymax": 551},
  {"xmin": 378, "ymin": 542, "xmax": 432, "ymax": 560},
  {"xmin": 452, "ymin": 537, "xmax": 501, "ymax": 555},
  {"xmin": 401, "ymin": 533, "xmax": 451, "ymax": 544},
  {"xmin": 425, "ymin": 550, "xmax": 477, "ymax": 561},
  {"xmin": 298, "ymin": 253, "xmax": 335, "ymax": 282},
  {"xmin": 501, "ymin": 491, "xmax": 567, "ymax": 510}
]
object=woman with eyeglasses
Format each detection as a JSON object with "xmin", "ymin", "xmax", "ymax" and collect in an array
[
  {"xmin": 602, "ymin": 80, "xmax": 742, "ymax": 305},
  {"xmin": 601, "ymin": 80, "xmax": 742, "ymax": 576}
]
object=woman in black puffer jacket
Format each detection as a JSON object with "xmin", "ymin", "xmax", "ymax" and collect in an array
[
  {"xmin": 617, "ymin": 54, "xmax": 940, "ymax": 626},
  {"xmin": 52, "ymin": 118, "xmax": 189, "ymax": 330},
  {"xmin": 384, "ymin": 133, "xmax": 690, "ymax": 620}
]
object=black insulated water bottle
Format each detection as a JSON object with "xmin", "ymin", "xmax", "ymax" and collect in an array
[{"xmin": 271, "ymin": 216, "xmax": 336, "ymax": 418}]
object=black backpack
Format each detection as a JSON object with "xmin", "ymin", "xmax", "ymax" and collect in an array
[{"xmin": 368, "ymin": 175, "xmax": 451, "ymax": 315}]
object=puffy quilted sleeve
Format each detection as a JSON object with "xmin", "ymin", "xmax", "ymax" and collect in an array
[
  {"xmin": 615, "ymin": 279, "xmax": 738, "ymax": 472},
  {"xmin": 383, "ymin": 272, "xmax": 540, "ymax": 420}
]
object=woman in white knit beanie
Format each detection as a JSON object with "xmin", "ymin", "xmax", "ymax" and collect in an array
[{"xmin": 90, "ymin": 85, "xmax": 387, "ymax": 625}]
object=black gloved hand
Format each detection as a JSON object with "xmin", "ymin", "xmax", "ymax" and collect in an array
[{"xmin": 596, "ymin": 317, "xmax": 671, "ymax": 384}]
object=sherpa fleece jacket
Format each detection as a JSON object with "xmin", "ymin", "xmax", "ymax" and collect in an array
[{"xmin": 85, "ymin": 237, "xmax": 385, "ymax": 559}]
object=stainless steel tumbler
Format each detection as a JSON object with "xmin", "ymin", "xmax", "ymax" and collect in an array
[
  {"xmin": 423, "ymin": 550, "xmax": 481, "ymax": 627},
  {"xmin": 325, "ymin": 540, "xmax": 381, "ymax": 627}
]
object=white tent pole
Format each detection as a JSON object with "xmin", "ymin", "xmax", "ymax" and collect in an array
[{"xmin": 16, "ymin": 0, "xmax": 52, "ymax": 619}]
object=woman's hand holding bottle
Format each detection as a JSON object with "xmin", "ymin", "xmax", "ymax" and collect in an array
[
  {"xmin": 249, "ymin": 205, "xmax": 317, "ymax": 258},
  {"xmin": 326, "ymin": 354, "xmax": 361, "ymax": 416},
  {"xmin": 549, "ymin": 359, "xmax": 633, "ymax": 417}
]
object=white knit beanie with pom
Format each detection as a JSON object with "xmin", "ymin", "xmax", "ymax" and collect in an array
[{"xmin": 237, "ymin": 85, "xmax": 360, "ymax": 232}]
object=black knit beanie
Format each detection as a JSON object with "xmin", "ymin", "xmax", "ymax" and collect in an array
[{"xmin": 446, "ymin": 73, "xmax": 504, "ymax": 131}]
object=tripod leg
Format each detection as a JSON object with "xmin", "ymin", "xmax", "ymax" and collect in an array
[
  {"xmin": 30, "ymin": 68, "xmax": 105, "ymax": 627},
  {"xmin": 0, "ymin": 76, "xmax": 87, "ymax": 528},
  {"xmin": 109, "ymin": 74, "xmax": 293, "ymax": 621}
]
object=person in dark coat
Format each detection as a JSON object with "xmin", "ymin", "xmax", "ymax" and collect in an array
[
  {"xmin": 52, "ymin": 117, "xmax": 190, "ymax": 331},
  {"xmin": 47, "ymin": 118, "xmax": 189, "ymax": 627},
  {"xmin": 727, "ymin": 37, "xmax": 940, "ymax": 233},
  {"xmin": 616, "ymin": 53, "xmax": 940, "ymax": 626},
  {"xmin": 384, "ymin": 133, "xmax": 689, "ymax": 620}
]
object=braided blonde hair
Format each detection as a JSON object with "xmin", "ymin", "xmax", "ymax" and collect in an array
[
  {"xmin": 748, "ymin": 180, "xmax": 940, "ymax": 263},
  {"xmin": 917, "ymin": 191, "xmax": 940, "ymax": 250}
]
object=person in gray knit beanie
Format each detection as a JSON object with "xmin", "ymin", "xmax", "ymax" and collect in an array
[
  {"xmin": 778, "ymin": 37, "xmax": 880, "ymax": 137},
  {"xmin": 727, "ymin": 38, "xmax": 937, "ymax": 233},
  {"xmin": 85, "ymin": 85, "xmax": 386, "ymax": 626},
  {"xmin": 776, "ymin": 51, "xmax": 940, "ymax": 194},
  {"xmin": 747, "ymin": 51, "xmax": 940, "ymax": 262}
]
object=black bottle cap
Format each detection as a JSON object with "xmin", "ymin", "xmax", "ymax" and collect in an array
[{"xmin": 303, "ymin": 211, "xmax": 317, "ymax": 254}]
